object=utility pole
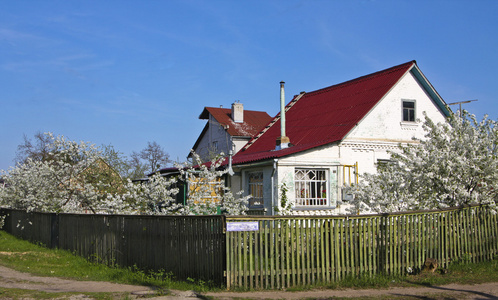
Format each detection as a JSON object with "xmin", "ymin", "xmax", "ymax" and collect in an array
[{"xmin": 448, "ymin": 100, "xmax": 478, "ymax": 117}]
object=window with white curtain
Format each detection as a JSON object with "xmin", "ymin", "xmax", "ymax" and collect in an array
[{"xmin": 294, "ymin": 169, "xmax": 328, "ymax": 206}]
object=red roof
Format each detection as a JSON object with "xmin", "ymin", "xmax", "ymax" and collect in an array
[
  {"xmin": 199, "ymin": 107, "xmax": 272, "ymax": 137},
  {"xmin": 233, "ymin": 61, "xmax": 419, "ymax": 165}
]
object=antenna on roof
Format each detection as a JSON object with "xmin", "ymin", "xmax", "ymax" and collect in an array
[{"xmin": 448, "ymin": 99, "xmax": 478, "ymax": 117}]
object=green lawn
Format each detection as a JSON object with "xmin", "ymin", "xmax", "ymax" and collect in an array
[{"xmin": 0, "ymin": 231, "xmax": 216, "ymax": 293}]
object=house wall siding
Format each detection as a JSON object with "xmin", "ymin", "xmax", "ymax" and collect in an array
[
  {"xmin": 194, "ymin": 120, "xmax": 251, "ymax": 162},
  {"xmin": 194, "ymin": 117, "xmax": 232, "ymax": 161}
]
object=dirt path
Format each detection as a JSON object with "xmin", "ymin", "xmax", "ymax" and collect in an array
[
  {"xmin": 203, "ymin": 282, "xmax": 498, "ymax": 299},
  {"xmin": 1, "ymin": 265, "xmax": 498, "ymax": 299},
  {"xmin": 0, "ymin": 265, "xmax": 154, "ymax": 294}
]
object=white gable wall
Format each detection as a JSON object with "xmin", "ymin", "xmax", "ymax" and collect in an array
[
  {"xmin": 342, "ymin": 70, "xmax": 448, "ymax": 174},
  {"xmin": 346, "ymin": 71, "xmax": 447, "ymax": 143}
]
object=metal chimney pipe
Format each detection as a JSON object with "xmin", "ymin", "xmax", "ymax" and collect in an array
[
  {"xmin": 280, "ymin": 81, "xmax": 286, "ymax": 138},
  {"xmin": 276, "ymin": 81, "xmax": 290, "ymax": 150}
]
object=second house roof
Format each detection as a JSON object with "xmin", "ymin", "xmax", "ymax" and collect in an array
[{"xmin": 199, "ymin": 107, "xmax": 272, "ymax": 138}]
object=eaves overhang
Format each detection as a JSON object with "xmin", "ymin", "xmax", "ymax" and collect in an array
[{"xmin": 410, "ymin": 64, "xmax": 452, "ymax": 117}]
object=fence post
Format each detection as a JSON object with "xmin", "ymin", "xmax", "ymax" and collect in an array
[
  {"xmin": 223, "ymin": 215, "xmax": 230, "ymax": 290},
  {"xmin": 381, "ymin": 214, "xmax": 389, "ymax": 274},
  {"xmin": 50, "ymin": 213, "xmax": 59, "ymax": 249}
]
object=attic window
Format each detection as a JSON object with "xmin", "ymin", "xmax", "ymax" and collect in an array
[{"xmin": 402, "ymin": 100, "xmax": 416, "ymax": 122}]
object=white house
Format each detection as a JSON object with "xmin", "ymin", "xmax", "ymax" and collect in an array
[
  {"xmin": 189, "ymin": 102, "xmax": 272, "ymax": 162},
  {"xmin": 227, "ymin": 61, "xmax": 451, "ymax": 215}
]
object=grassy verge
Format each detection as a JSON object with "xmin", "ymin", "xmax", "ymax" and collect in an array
[
  {"xmin": 0, "ymin": 230, "xmax": 220, "ymax": 293},
  {"xmin": 284, "ymin": 257, "xmax": 498, "ymax": 292}
]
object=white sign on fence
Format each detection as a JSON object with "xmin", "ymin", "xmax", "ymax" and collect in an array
[{"xmin": 226, "ymin": 222, "xmax": 259, "ymax": 232}]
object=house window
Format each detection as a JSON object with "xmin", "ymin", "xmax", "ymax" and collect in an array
[
  {"xmin": 402, "ymin": 100, "xmax": 416, "ymax": 122},
  {"xmin": 212, "ymin": 141, "xmax": 218, "ymax": 152},
  {"xmin": 295, "ymin": 169, "xmax": 328, "ymax": 206},
  {"xmin": 376, "ymin": 159, "xmax": 395, "ymax": 171},
  {"xmin": 248, "ymin": 172, "xmax": 264, "ymax": 207}
]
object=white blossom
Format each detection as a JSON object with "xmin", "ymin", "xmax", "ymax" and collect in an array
[
  {"xmin": 0, "ymin": 133, "xmax": 249, "ymax": 216},
  {"xmin": 175, "ymin": 151, "xmax": 250, "ymax": 215},
  {"xmin": 348, "ymin": 111, "xmax": 498, "ymax": 213},
  {"xmin": 0, "ymin": 133, "xmax": 106, "ymax": 213},
  {"xmin": 101, "ymin": 174, "xmax": 180, "ymax": 215}
]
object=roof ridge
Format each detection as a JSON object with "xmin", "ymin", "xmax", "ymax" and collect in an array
[
  {"xmin": 204, "ymin": 106, "xmax": 271, "ymax": 113},
  {"xmin": 305, "ymin": 60, "xmax": 416, "ymax": 97}
]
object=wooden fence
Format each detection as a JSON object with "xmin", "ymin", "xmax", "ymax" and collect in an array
[
  {"xmin": 1, "ymin": 205, "xmax": 497, "ymax": 290},
  {"xmin": 0, "ymin": 209, "xmax": 226, "ymax": 286},
  {"xmin": 225, "ymin": 205, "xmax": 498, "ymax": 289}
]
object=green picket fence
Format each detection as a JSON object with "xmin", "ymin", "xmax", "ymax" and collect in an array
[{"xmin": 225, "ymin": 206, "xmax": 498, "ymax": 289}]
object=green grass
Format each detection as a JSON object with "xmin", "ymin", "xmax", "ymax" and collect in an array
[
  {"xmin": 284, "ymin": 257, "xmax": 498, "ymax": 292},
  {"xmin": 403, "ymin": 257, "xmax": 498, "ymax": 287},
  {"xmin": 0, "ymin": 230, "xmax": 221, "ymax": 293}
]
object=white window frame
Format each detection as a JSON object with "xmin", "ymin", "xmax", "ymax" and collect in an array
[
  {"xmin": 294, "ymin": 168, "xmax": 328, "ymax": 207},
  {"xmin": 248, "ymin": 171, "xmax": 264, "ymax": 208}
]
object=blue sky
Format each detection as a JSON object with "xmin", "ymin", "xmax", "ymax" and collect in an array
[{"xmin": 1, "ymin": 0, "xmax": 497, "ymax": 171}]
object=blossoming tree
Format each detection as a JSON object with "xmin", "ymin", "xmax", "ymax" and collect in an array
[
  {"xmin": 174, "ymin": 151, "xmax": 250, "ymax": 215},
  {"xmin": 1, "ymin": 133, "xmax": 249, "ymax": 215},
  {"xmin": 348, "ymin": 111, "xmax": 498, "ymax": 213},
  {"xmin": 1, "ymin": 133, "xmax": 110, "ymax": 213}
]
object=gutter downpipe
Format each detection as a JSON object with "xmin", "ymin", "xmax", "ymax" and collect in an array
[
  {"xmin": 227, "ymin": 150, "xmax": 234, "ymax": 176},
  {"xmin": 271, "ymin": 159, "xmax": 278, "ymax": 216}
]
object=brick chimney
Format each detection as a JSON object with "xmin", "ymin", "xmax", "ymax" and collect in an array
[{"xmin": 231, "ymin": 101, "xmax": 243, "ymax": 123}]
